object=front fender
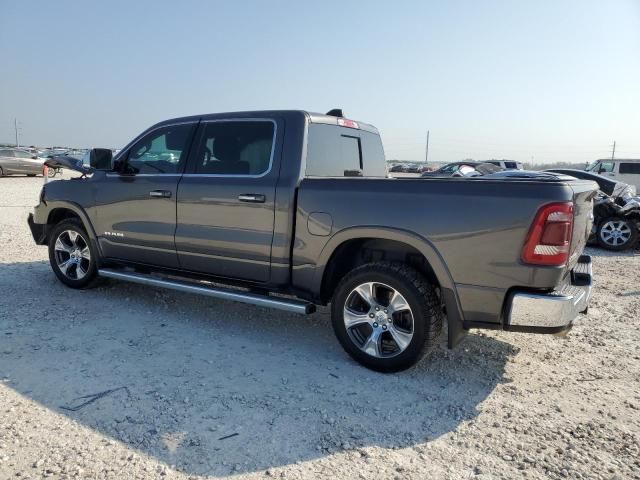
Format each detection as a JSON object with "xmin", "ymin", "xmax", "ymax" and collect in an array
[{"xmin": 33, "ymin": 200, "xmax": 102, "ymax": 258}]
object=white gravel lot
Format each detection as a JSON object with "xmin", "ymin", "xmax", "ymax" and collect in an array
[{"xmin": 0, "ymin": 174, "xmax": 639, "ymax": 480}]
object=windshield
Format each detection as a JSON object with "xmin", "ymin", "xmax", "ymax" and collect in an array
[
  {"xmin": 438, "ymin": 163, "xmax": 460, "ymax": 174},
  {"xmin": 586, "ymin": 161, "xmax": 599, "ymax": 172}
]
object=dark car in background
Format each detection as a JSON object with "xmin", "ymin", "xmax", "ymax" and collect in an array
[
  {"xmin": 389, "ymin": 164, "xmax": 407, "ymax": 173},
  {"xmin": 546, "ymin": 168, "xmax": 639, "ymax": 251},
  {"xmin": 420, "ymin": 161, "xmax": 502, "ymax": 178}
]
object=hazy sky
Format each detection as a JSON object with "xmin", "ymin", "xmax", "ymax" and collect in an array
[{"xmin": 1, "ymin": 0, "xmax": 639, "ymax": 163}]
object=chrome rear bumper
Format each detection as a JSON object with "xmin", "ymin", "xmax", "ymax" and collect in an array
[{"xmin": 506, "ymin": 255, "xmax": 592, "ymax": 333}]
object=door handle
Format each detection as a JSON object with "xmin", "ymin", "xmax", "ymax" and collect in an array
[
  {"xmin": 149, "ymin": 190, "xmax": 172, "ymax": 198},
  {"xmin": 238, "ymin": 193, "xmax": 266, "ymax": 203}
]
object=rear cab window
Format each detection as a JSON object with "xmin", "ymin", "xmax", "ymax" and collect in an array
[{"xmin": 305, "ymin": 124, "xmax": 386, "ymax": 177}]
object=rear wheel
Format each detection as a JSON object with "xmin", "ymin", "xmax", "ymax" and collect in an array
[
  {"xmin": 331, "ymin": 262, "xmax": 443, "ymax": 372},
  {"xmin": 597, "ymin": 217, "xmax": 637, "ymax": 251},
  {"xmin": 48, "ymin": 219, "xmax": 99, "ymax": 288},
  {"xmin": 48, "ymin": 168, "xmax": 58, "ymax": 178}
]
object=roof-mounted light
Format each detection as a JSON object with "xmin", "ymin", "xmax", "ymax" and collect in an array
[{"xmin": 338, "ymin": 118, "xmax": 359, "ymax": 129}]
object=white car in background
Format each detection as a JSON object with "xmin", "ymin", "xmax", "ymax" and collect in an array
[{"xmin": 587, "ymin": 159, "xmax": 640, "ymax": 190}]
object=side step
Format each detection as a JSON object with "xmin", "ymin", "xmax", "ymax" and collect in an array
[{"xmin": 98, "ymin": 268, "xmax": 316, "ymax": 314}]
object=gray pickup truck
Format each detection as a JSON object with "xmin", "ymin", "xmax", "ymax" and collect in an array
[{"xmin": 28, "ymin": 110, "xmax": 597, "ymax": 371}]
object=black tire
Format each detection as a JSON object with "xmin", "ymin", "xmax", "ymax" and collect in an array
[
  {"xmin": 596, "ymin": 217, "xmax": 638, "ymax": 251},
  {"xmin": 27, "ymin": 174, "xmax": 36, "ymax": 177},
  {"xmin": 48, "ymin": 219, "xmax": 99, "ymax": 289},
  {"xmin": 0, "ymin": 166, "xmax": 4, "ymax": 176},
  {"xmin": 48, "ymin": 168, "xmax": 58, "ymax": 178},
  {"xmin": 331, "ymin": 262, "xmax": 443, "ymax": 372}
]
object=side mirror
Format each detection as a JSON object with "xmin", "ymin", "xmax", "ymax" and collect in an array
[{"xmin": 89, "ymin": 148, "xmax": 113, "ymax": 170}]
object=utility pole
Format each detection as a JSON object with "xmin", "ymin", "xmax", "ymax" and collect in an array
[
  {"xmin": 14, "ymin": 118, "xmax": 19, "ymax": 147},
  {"xmin": 425, "ymin": 130, "xmax": 430, "ymax": 163},
  {"xmin": 611, "ymin": 141, "xmax": 616, "ymax": 161}
]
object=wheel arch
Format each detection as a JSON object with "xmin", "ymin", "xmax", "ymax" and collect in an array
[
  {"xmin": 313, "ymin": 227, "xmax": 466, "ymax": 347},
  {"xmin": 43, "ymin": 201, "xmax": 103, "ymax": 258}
]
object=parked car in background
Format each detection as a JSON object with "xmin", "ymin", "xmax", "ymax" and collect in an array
[
  {"xmin": 545, "ymin": 169, "xmax": 636, "ymax": 197},
  {"xmin": 586, "ymin": 159, "xmax": 640, "ymax": 190},
  {"xmin": 420, "ymin": 161, "xmax": 502, "ymax": 178},
  {"xmin": 485, "ymin": 160, "xmax": 523, "ymax": 170},
  {"xmin": 0, "ymin": 148, "xmax": 45, "ymax": 176},
  {"xmin": 38, "ymin": 149, "xmax": 73, "ymax": 178},
  {"xmin": 404, "ymin": 164, "xmax": 421, "ymax": 173},
  {"xmin": 546, "ymin": 168, "xmax": 639, "ymax": 251},
  {"xmin": 389, "ymin": 164, "xmax": 407, "ymax": 173}
]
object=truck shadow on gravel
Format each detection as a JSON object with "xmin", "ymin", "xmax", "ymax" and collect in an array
[{"xmin": 1, "ymin": 261, "xmax": 517, "ymax": 477}]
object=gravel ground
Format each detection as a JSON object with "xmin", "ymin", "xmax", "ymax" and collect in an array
[{"xmin": 0, "ymin": 174, "xmax": 639, "ymax": 480}]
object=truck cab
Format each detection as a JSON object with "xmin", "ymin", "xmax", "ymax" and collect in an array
[{"xmin": 587, "ymin": 158, "xmax": 640, "ymax": 190}]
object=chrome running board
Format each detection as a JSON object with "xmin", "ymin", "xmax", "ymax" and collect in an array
[{"xmin": 98, "ymin": 268, "xmax": 316, "ymax": 314}]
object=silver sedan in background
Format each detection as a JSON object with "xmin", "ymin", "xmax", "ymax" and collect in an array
[{"xmin": 0, "ymin": 148, "xmax": 45, "ymax": 176}]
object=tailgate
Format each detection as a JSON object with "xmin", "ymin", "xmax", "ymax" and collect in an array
[{"xmin": 567, "ymin": 180, "xmax": 598, "ymax": 270}]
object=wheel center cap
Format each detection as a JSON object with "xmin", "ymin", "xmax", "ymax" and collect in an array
[{"xmin": 375, "ymin": 311, "xmax": 388, "ymax": 324}]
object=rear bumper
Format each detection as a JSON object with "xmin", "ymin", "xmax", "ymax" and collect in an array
[
  {"xmin": 505, "ymin": 255, "xmax": 592, "ymax": 334},
  {"xmin": 28, "ymin": 213, "xmax": 47, "ymax": 245}
]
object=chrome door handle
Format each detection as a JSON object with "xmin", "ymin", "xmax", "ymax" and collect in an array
[
  {"xmin": 149, "ymin": 190, "xmax": 172, "ymax": 198},
  {"xmin": 238, "ymin": 194, "xmax": 266, "ymax": 203}
]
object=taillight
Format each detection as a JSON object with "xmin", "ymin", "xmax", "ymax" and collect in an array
[{"xmin": 521, "ymin": 202, "xmax": 574, "ymax": 266}]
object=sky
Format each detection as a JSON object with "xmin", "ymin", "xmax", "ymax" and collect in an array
[{"xmin": 1, "ymin": 0, "xmax": 639, "ymax": 164}]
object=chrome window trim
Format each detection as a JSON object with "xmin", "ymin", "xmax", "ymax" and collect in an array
[
  {"xmin": 105, "ymin": 173, "xmax": 183, "ymax": 178},
  {"xmin": 183, "ymin": 118, "xmax": 277, "ymax": 179}
]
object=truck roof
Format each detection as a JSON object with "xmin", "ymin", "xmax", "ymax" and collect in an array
[{"xmin": 153, "ymin": 110, "xmax": 380, "ymax": 134}]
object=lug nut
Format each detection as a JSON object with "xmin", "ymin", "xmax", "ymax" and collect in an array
[
  {"xmin": 369, "ymin": 313, "xmax": 375, "ymax": 318},
  {"xmin": 373, "ymin": 322, "xmax": 378, "ymax": 328},
  {"xmin": 384, "ymin": 309, "xmax": 388, "ymax": 313},
  {"xmin": 382, "ymin": 325, "xmax": 387, "ymax": 330},
  {"xmin": 375, "ymin": 306, "xmax": 380, "ymax": 311}
]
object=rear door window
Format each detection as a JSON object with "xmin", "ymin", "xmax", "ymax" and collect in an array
[
  {"xmin": 189, "ymin": 120, "xmax": 275, "ymax": 176},
  {"xmin": 619, "ymin": 163, "xmax": 640, "ymax": 174}
]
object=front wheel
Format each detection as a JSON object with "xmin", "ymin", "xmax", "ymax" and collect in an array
[
  {"xmin": 597, "ymin": 217, "xmax": 638, "ymax": 251},
  {"xmin": 48, "ymin": 219, "xmax": 99, "ymax": 288},
  {"xmin": 48, "ymin": 168, "xmax": 58, "ymax": 178},
  {"xmin": 331, "ymin": 262, "xmax": 443, "ymax": 372}
]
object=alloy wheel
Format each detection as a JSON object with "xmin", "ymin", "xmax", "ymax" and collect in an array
[
  {"xmin": 53, "ymin": 230, "xmax": 91, "ymax": 280},
  {"xmin": 599, "ymin": 220, "xmax": 632, "ymax": 247},
  {"xmin": 343, "ymin": 282, "xmax": 414, "ymax": 358}
]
